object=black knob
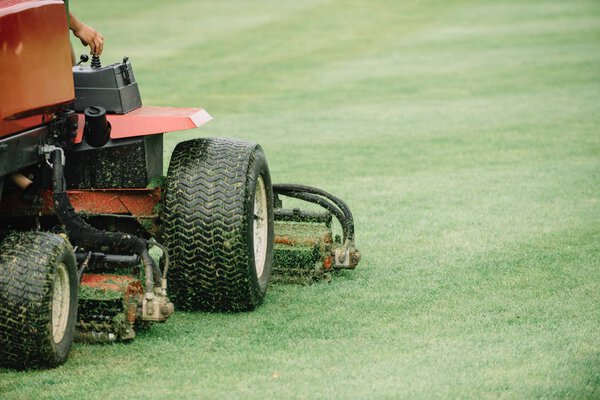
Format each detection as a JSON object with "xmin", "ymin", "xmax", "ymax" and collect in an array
[
  {"xmin": 90, "ymin": 55, "xmax": 102, "ymax": 69},
  {"xmin": 76, "ymin": 54, "xmax": 89, "ymax": 66}
]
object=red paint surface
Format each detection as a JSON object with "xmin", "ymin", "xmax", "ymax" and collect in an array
[
  {"xmin": 0, "ymin": 0, "xmax": 74, "ymax": 137},
  {"xmin": 67, "ymin": 188, "xmax": 161, "ymax": 216},
  {"xmin": 80, "ymin": 274, "xmax": 143, "ymax": 323},
  {"xmin": 323, "ymin": 256, "xmax": 332, "ymax": 270},
  {"xmin": 0, "ymin": 188, "xmax": 161, "ymax": 217},
  {"xmin": 81, "ymin": 273, "xmax": 141, "ymax": 291},
  {"xmin": 74, "ymin": 106, "xmax": 212, "ymax": 143}
]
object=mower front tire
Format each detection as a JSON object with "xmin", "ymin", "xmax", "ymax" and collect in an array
[
  {"xmin": 0, "ymin": 232, "xmax": 78, "ymax": 369},
  {"xmin": 162, "ymin": 138, "xmax": 274, "ymax": 312}
]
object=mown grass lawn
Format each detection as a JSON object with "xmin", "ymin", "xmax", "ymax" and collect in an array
[{"xmin": 2, "ymin": 0, "xmax": 599, "ymax": 398}]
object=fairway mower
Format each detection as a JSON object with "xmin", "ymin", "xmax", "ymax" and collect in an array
[{"xmin": 0, "ymin": 0, "xmax": 359, "ymax": 369}]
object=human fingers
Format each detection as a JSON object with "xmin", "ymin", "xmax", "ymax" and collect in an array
[{"xmin": 95, "ymin": 35, "xmax": 104, "ymax": 55}]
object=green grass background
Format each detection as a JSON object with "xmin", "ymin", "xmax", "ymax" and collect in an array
[{"xmin": 2, "ymin": 0, "xmax": 599, "ymax": 398}]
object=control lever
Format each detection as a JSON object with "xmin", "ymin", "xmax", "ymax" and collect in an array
[
  {"xmin": 120, "ymin": 56, "xmax": 132, "ymax": 85},
  {"xmin": 90, "ymin": 55, "xmax": 101, "ymax": 68},
  {"xmin": 76, "ymin": 54, "xmax": 89, "ymax": 66}
]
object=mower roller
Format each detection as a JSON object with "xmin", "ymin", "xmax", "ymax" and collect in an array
[{"xmin": 0, "ymin": 0, "xmax": 360, "ymax": 369}]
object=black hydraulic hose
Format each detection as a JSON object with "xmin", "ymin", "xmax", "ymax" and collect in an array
[
  {"xmin": 273, "ymin": 184, "xmax": 355, "ymax": 242},
  {"xmin": 149, "ymin": 239, "xmax": 170, "ymax": 295},
  {"xmin": 51, "ymin": 149, "xmax": 158, "ymax": 293},
  {"xmin": 149, "ymin": 240, "xmax": 170, "ymax": 282},
  {"xmin": 274, "ymin": 190, "xmax": 350, "ymax": 242},
  {"xmin": 273, "ymin": 184, "xmax": 354, "ymax": 226},
  {"xmin": 274, "ymin": 188, "xmax": 353, "ymax": 242}
]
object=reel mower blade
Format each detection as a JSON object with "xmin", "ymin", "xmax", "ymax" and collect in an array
[
  {"xmin": 76, "ymin": 274, "xmax": 143, "ymax": 343},
  {"xmin": 273, "ymin": 211, "xmax": 335, "ymax": 284},
  {"xmin": 271, "ymin": 185, "xmax": 361, "ymax": 284}
]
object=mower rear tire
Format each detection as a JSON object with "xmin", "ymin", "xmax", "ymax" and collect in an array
[
  {"xmin": 162, "ymin": 138, "xmax": 274, "ymax": 312},
  {"xmin": 0, "ymin": 232, "xmax": 78, "ymax": 369}
]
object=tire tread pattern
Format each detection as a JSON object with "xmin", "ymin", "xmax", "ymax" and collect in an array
[
  {"xmin": 162, "ymin": 138, "xmax": 262, "ymax": 311},
  {"xmin": 0, "ymin": 232, "xmax": 74, "ymax": 369}
]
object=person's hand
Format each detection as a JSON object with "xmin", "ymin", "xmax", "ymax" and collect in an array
[{"xmin": 71, "ymin": 20, "xmax": 104, "ymax": 56}]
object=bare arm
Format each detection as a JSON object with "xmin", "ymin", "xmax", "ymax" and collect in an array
[
  {"xmin": 69, "ymin": 12, "xmax": 104, "ymax": 56},
  {"xmin": 10, "ymin": 173, "xmax": 32, "ymax": 190}
]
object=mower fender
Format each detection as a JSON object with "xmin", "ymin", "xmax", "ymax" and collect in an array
[{"xmin": 74, "ymin": 106, "xmax": 212, "ymax": 144}]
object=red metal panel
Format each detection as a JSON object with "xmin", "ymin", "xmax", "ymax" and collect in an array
[
  {"xmin": 74, "ymin": 106, "xmax": 213, "ymax": 144},
  {"xmin": 80, "ymin": 274, "xmax": 143, "ymax": 325},
  {"xmin": 67, "ymin": 188, "xmax": 161, "ymax": 216},
  {"xmin": 0, "ymin": 188, "xmax": 161, "ymax": 218},
  {"xmin": 0, "ymin": 113, "xmax": 54, "ymax": 138},
  {"xmin": 0, "ymin": 0, "xmax": 74, "ymax": 137},
  {"xmin": 81, "ymin": 274, "xmax": 142, "ymax": 292}
]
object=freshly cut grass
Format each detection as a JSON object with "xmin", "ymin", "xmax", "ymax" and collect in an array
[{"xmin": 1, "ymin": 0, "xmax": 599, "ymax": 398}]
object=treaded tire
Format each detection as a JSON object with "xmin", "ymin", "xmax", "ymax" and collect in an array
[
  {"xmin": 162, "ymin": 138, "xmax": 274, "ymax": 312},
  {"xmin": 0, "ymin": 232, "xmax": 78, "ymax": 369}
]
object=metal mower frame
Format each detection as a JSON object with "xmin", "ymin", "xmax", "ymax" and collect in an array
[{"xmin": 0, "ymin": 0, "xmax": 359, "ymax": 370}]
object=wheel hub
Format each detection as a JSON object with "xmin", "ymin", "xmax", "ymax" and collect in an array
[
  {"xmin": 52, "ymin": 262, "xmax": 70, "ymax": 344},
  {"xmin": 253, "ymin": 176, "xmax": 268, "ymax": 278}
]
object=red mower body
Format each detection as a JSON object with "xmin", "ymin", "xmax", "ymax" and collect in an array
[
  {"xmin": 0, "ymin": 0, "xmax": 358, "ymax": 371},
  {"xmin": 0, "ymin": 0, "xmax": 73, "ymax": 137},
  {"xmin": 0, "ymin": 0, "xmax": 211, "ymax": 216},
  {"xmin": 0, "ymin": 0, "xmax": 211, "ymax": 142}
]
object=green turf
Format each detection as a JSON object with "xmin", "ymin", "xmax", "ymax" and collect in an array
[{"xmin": 2, "ymin": 0, "xmax": 599, "ymax": 398}]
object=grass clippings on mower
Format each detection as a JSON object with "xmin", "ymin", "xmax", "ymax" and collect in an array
[{"xmin": 1, "ymin": 0, "xmax": 598, "ymax": 398}]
